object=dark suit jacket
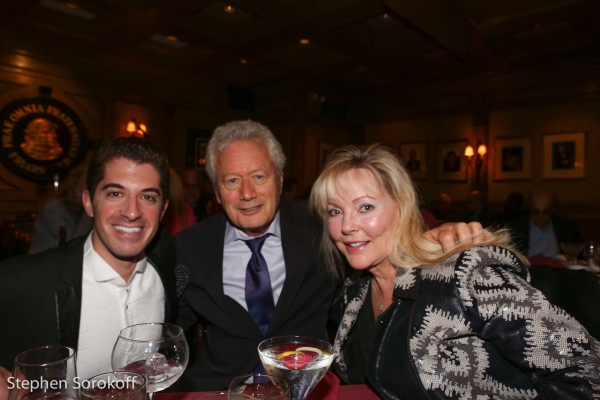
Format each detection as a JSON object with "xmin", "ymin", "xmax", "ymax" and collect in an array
[
  {"xmin": 175, "ymin": 199, "xmax": 335, "ymax": 390},
  {"xmin": 0, "ymin": 227, "xmax": 179, "ymax": 369},
  {"xmin": 508, "ymin": 215, "xmax": 583, "ymax": 255}
]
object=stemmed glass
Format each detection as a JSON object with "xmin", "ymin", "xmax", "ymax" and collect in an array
[
  {"xmin": 258, "ymin": 336, "xmax": 333, "ymax": 400},
  {"xmin": 560, "ymin": 242, "xmax": 584, "ymax": 265},
  {"xmin": 228, "ymin": 374, "xmax": 289, "ymax": 399},
  {"xmin": 111, "ymin": 323, "xmax": 188, "ymax": 399},
  {"xmin": 9, "ymin": 345, "xmax": 78, "ymax": 400}
]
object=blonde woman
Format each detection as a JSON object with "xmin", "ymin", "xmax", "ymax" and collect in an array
[{"xmin": 311, "ymin": 144, "xmax": 599, "ymax": 399}]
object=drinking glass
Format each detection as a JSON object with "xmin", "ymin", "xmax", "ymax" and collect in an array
[
  {"xmin": 80, "ymin": 372, "xmax": 146, "ymax": 400},
  {"xmin": 258, "ymin": 336, "xmax": 333, "ymax": 400},
  {"xmin": 111, "ymin": 323, "xmax": 188, "ymax": 399},
  {"xmin": 9, "ymin": 345, "xmax": 78, "ymax": 400},
  {"xmin": 560, "ymin": 242, "xmax": 584, "ymax": 265},
  {"xmin": 228, "ymin": 374, "xmax": 289, "ymax": 400}
]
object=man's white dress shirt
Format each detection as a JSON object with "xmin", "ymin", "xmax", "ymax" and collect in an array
[{"xmin": 77, "ymin": 233, "xmax": 165, "ymax": 379}]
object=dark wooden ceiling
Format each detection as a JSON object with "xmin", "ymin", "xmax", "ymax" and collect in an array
[{"xmin": 1, "ymin": 0, "xmax": 599, "ymax": 96}]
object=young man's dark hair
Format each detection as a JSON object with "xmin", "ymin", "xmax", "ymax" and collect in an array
[{"xmin": 87, "ymin": 137, "xmax": 170, "ymax": 201}]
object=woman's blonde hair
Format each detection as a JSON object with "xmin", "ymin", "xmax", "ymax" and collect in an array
[{"xmin": 310, "ymin": 144, "xmax": 514, "ymax": 280}]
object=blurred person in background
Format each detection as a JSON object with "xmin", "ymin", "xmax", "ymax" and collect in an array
[
  {"xmin": 28, "ymin": 164, "xmax": 93, "ymax": 253},
  {"xmin": 182, "ymin": 168, "xmax": 216, "ymax": 221},
  {"xmin": 508, "ymin": 188, "xmax": 582, "ymax": 259},
  {"xmin": 163, "ymin": 168, "xmax": 197, "ymax": 236},
  {"xmin": 493, "ymin": 191, "xmax": 527, "ymax": 226},
  {"xmin": 431, "ymin": 193, "xmax": 454, "ymax": 222},
  {"xmin": 455, "ymin": 190, "xmax": 494, "ymax": 228}
]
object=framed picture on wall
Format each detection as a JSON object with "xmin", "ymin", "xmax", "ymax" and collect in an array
[
  {"xmin": 398, "ymin": 141, "xmax": 427, "ymax": 180},
  {"xmin": 493, "ymin": 137, "xmax": 531, "ymax": 180},
  {"xmin": 186, "ymin": 127, "xmax": 211, "ymax": 169},
  {"xmin": 543, "ymin": 132, "xmax": 585, "ymax": 179},
  {"xmin": 436, "ymin": 140, "xmax": 467, "ymax": 181},
  {"xmin": 318, "ymin": 142, "xmax": 338, "ymax": 172}
]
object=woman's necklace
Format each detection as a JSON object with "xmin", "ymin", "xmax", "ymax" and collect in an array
[{"xmin": 373, "ymin": 280, "xmax": 386, "ymax": 312}]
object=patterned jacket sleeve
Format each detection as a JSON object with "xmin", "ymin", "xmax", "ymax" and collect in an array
[{"xmin": 456, "ymin": 247, "xmax": 600, "ymax": 398}]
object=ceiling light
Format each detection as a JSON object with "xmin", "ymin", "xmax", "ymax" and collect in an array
[
  {"xmin": 151, "ymin": 34, "xmax": 188, "ymax": 49},
  {"xmin": 300, "ymin": 38, "xmax": 310, "ymax": 45},
  {"xmin": 224, "ymin": 5, "xmax": 235, "ymax": 13},
  {"xmin": 382, "ymin": 13, "xmax": 389, "ymax": 20},
  {"xmin": 240, "ymin": 59, "xmax": 248, "ymax": 64},
  {"xmin": 40, "ymin": 0, "xmax": 95, "ymax": 20}
]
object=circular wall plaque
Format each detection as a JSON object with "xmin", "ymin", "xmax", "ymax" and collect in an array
[{"xmin": 0, "ymin": 97, "xmax": 88, "ymax": 181}]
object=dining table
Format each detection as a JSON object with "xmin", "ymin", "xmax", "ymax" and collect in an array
[{"xmin": 154, "ymin": 371, "xmax": 381, "ymax": 400}]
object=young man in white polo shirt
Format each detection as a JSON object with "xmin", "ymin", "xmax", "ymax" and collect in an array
[{"xmin": 0, "ymin": 137, "xmax": 181, "ymax": 385}]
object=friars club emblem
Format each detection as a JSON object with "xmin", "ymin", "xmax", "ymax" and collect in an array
[{"xmin": 1, "ymin": 97, "xmax": 88, "ymax": 181}]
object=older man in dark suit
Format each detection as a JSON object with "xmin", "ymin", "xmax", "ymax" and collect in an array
[{"xmin": 175, "ymin": 120, "xmax": 489, "ymax": 390}]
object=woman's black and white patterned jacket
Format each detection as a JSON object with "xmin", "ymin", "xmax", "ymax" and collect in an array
[{"xmin": 332, "ymin": 246, "xmax": 600, "ymax": 399}]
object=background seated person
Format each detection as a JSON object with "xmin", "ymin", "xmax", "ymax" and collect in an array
[
  {"xmin": 508, "ymin": 188, "xmax": 582, "ymax": 260},
  {"xmin": 455, "ymin": 190, "xmax": 494, "ymax": 228}
]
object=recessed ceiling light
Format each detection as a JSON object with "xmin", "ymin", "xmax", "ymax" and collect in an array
[
  {"xmin": 40, "ymin": 0, "xmax": 95, "ymax": 20},
  {"xmin": 224, "ymin": 5, "xmax": 235, "ymax": 13},
  {"xmin": 151, "ymin": 34, "xmax": 188, "ymax": 49},
  {"xmin": 240, "ymin": 59, "xmax": 248, "ymax": 64},
  {"xmin": 300, "ymin": 38, "xmax": 310, "ymax": 45},
  {"xmin": 382, "ymin": 13, "xmax": 389, "ymax": 20}
]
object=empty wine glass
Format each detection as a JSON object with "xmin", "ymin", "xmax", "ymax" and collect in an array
[
  {"xmin": 111, "ymin": 323, "xmax": 188, "ymax": 399},
  {"xmin": 80, "ymin": 372, "xmax": 146, "ymax": 400},
  {"xmin": 9, "ymin": 345, "xmax": 78, "ymax": 400},
  {"xmin": 228, "ymin": 374, "xmax": 289, "ymax": 400}
]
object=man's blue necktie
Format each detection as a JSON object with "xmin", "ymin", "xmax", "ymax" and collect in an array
[{"xmin": 244, "ymin": 234, "xmax": 274, "ymax": 336}]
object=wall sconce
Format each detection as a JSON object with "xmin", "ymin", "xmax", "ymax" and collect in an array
[
  {"xmin": 126, "ymin": 118, "xmax": 147, "ymax": 138},
  {"xmin": 465, "ymin": 143, "xmax": 487, "ymax": 187}
]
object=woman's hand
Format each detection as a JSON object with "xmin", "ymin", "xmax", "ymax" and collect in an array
[{"xmin": 424, "ymin": 222, "xmax": 491, "ymax": 252}]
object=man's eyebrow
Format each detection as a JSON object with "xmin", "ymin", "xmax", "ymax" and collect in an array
[
  {"xmin": 141, "ymin": 188, "xmax": 161, "ymax": 195},
  {"xmin": 99, "ymin": 184, "xmax": 161, "ymax": 196},
  {"xmin": 100, "ymin": 183, "xmax": 124, "ymax": 191}
]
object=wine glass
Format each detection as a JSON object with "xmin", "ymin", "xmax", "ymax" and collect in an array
[
  {"xmin": 560, "ymin": 242, "xmax": 584, "ymax": 265},
  {"xmin": 258, "ymin": 336, "xmax": 333, "ymax": 400},
  {"xmin": 9, "ymin": 345, "xmax": 78, "ymax": 400},
  {"xmin": 111, "ymin": 323, "xmax": 188, "ymax": 399},
  {"xmin": 228, "ymin": 374, "xmax": 289, "ymax": 400},
  {"xmin": 80, "ymin": 372, "xmax": 146, "ymax": 400}
]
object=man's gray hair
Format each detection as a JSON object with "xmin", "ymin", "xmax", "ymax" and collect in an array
[{"xmin": 205, "ymin": 120, "xmax": 286, "ymax": 184}]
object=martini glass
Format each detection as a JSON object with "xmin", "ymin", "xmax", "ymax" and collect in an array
[
  {"xmin": 258, "ymin": 336, "xmax": 333, "ymax": 400},
  {"xmin": 111, "ymin": 323, "xmax": 188, "ymax": 399}
]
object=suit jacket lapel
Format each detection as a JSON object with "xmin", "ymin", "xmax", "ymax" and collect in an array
[
  {"xmin": 201, "ymin": 215, "xmax": 262, "ymax": 336},
  {"xmin": 268, "ymin": 200, "xmax": 309, "ymax": 334},
  {"xmin": 146, "ymin": 227, "xmax": 177, "ymax": 323},
  {"xmin": 56, "ymin": 237, "xmax": 85, "ymax": 350}
]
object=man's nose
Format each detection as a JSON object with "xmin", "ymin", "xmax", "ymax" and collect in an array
[
  {"xmin": 240, "ymin": 178, "xmax": 256, "ymax": 201},
  {"xmin": 122, "ymin": 196, "xmax": 142, "ymax": 220}
]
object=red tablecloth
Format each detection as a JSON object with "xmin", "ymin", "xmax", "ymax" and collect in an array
[{"xmin": 154, "ymin": 371, "xmax": 380, "ymax": 399}]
